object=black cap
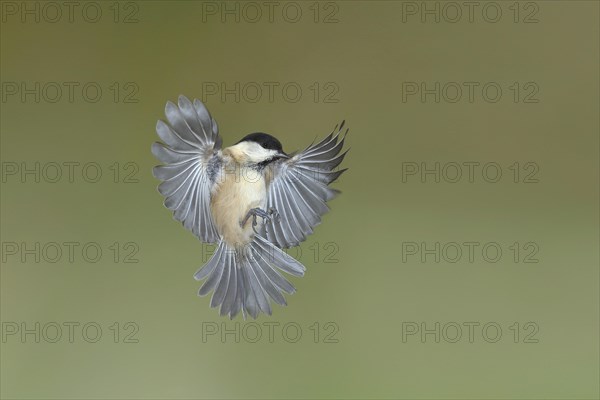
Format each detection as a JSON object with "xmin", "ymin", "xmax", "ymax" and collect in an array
[{"xmin": 237, "ymin": 132, "xmax": 284, "ymax": 153}]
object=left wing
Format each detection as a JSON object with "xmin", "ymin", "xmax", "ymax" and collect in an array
[{"xmin": 263, "ymin": 122, "xmax": 349, "ymax": 248}]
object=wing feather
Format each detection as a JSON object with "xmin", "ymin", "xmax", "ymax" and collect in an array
[
  {"xmin": 264, "ymin": 123, "xmax": 348, "ymax": 248},
  {"xmin": 152, "ymin": 96, "xmax": 222, "ymax": 244}
]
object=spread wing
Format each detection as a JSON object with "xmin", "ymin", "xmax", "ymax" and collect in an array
[
  {"xmin": 264, "ymin": 122, "xmax": 349, "ymax": 248},
  {"xmin": 151, "ymin": 95, "xmax": 223, "ymax": 244}
]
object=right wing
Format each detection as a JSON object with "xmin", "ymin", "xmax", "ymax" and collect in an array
[{"xmin": 151, "ymin": 96, "xmax": 222, "ymax": 244}]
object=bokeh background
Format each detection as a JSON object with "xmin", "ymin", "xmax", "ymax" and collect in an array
[{"xmin": 1, "ymin": 1, "xmax": 598, "ymax": 399}]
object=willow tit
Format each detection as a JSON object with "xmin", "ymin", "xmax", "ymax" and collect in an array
[{"xmin": 152, "ymin": 96, "xmax": 348, "ymax": 318}]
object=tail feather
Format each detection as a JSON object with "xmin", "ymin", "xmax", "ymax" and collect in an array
[
  {"xmin": 197, "ymin": 245, "xmax": 225, "ymax": 296},
  {"xmin": 220, "ymin": 255, "xmax": 238, "ymax": 316},
  {"xmin": 210, "ymin": 251, "xmax": 230, "ymax": 308},
  {"xmin": 230, "ymin": 271, "xmax": 244, "ymax": 318},
  {"xmin": 253, "ymin": 236, "xmax": 305, "ymax": 276},
  {"xmin": 240, "ymin": 265, "xmax": 266, "ymax": 318},
  {"xmin": 194, "ymin": 243, "xmax": 223, "ymax": 281},
  {"xmin": 194, "ymin": 235, "xmax": 305, "ymax": 319},
  {"xmin": 252, "ymin": 247, "xmax": 297, "ymax": 295},
  {"xmin": 248, "ymin": 255, "xmax": 287, "ymax": 306},
  {"xmin": 245, "ymin": 261, "xmax": 272, "ymax": 315}
]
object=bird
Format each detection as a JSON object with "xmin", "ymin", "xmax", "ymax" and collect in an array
[{"xmin": 151, "ymin": 95, "xmax": 348, "ymax": 319}]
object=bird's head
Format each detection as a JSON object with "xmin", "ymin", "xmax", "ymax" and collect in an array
[{"xmin": 226, "ymin": 132, "xmax": 289, "ymax": 167}]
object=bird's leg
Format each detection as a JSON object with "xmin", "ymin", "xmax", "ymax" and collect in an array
[{"xmin": 241, "ymin": 208, "xmax": 278, "ymax": 234}]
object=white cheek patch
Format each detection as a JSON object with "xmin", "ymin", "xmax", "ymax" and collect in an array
[{"xmin": 239, "ymin": 142, "xmax": 277, "ymax": 163}]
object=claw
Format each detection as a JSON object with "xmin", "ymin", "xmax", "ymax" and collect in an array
[
  {"xmin": 241, "ymin": 207, "xmax": 279, "ymax": 234},
  {"xmin": 268, "ymin": 207, "xmax": 280, "ymax": 222}
]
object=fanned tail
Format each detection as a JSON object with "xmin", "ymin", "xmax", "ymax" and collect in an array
[{"xmin": 194, "ymin": 235, "xmax": 305, "ymax": 319}]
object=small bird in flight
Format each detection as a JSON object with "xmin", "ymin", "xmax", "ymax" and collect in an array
[{"xmin": 152, "ymin": 96, "xmax": 348, "ymax": 318}]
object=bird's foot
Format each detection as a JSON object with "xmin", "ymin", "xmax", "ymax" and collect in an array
[
  {"xmin": 241, "ymin": 207, "xmax": 279, "ymax": 234},
  {"xmin": 268, "ymin": 207, "xmax": 280, "ymax": 223}
]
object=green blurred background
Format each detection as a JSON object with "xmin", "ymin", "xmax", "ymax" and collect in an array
[{"xmin": 1, "ymin": 1, "xmax": 598, "ymax": 399}]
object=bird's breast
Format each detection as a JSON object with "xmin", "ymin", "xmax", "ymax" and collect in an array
[{"xmin": 210, "ymin": 165, "xmax": 267, "ymax": 247}]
